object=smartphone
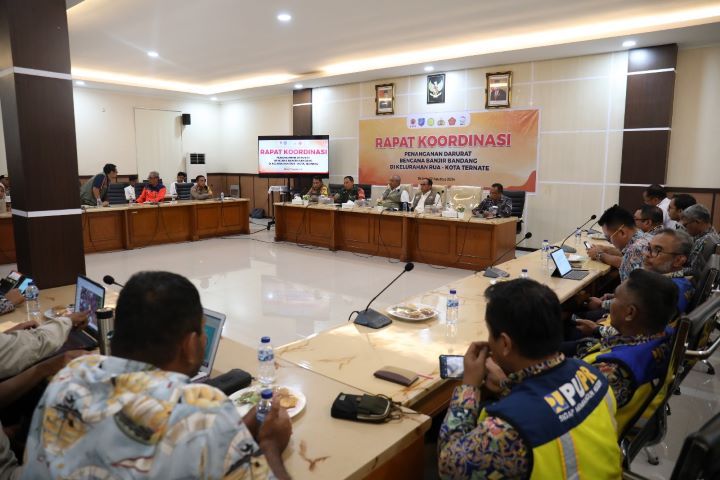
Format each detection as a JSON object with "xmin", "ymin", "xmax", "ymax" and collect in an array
[
  {"xmin": 439, "ymin": 354, "xmax": 464, "ymax": 379},
  {"xmin": 583, "ymin": 241, "xmax": 592, "ymax": 250}
]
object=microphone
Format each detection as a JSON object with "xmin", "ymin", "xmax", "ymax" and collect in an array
[
  {"xmin": 351, "ymin": 262, "xmax": 414, "ymax": 329},
  {"xmin": 483, "ymin": 232, "xmax": 532, "ymax": 278},
  {"xmin": 586, "ymin": 218, "xmax": 601, "ymax": 235},
  {"xmin": 103, "ymin": 275, "xmax": 125, "ymax": 289},
  {"xmin": 558, "ymin": 215, "xmax": 597, "ymax": 253}
]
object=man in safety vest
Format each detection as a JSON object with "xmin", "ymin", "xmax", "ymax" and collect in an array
[
  {"xmin": 438, "ymin": 278, "xmax": 621, "ymax": 479},
  {"xmin": 580, "ymin": 269, "xmax": 678, "ymax": 437}
]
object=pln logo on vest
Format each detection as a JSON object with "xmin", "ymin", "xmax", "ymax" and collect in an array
[{"xmin": 543, "ymin": 366, "xmax": 602, "ymax": 421}]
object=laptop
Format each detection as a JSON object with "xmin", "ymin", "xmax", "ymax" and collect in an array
[
  {"xmin": 61, "ymin": 276, "xmax": 106, "ymax": 351},
  {"xmin": 192, "ymin": 308, "xmax": 226, "ymax": 383},
  {"xmin": 550, "ymin": 248, "xmax": 590, "ymax": 281}
]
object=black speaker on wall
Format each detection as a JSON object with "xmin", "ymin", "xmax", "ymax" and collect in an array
[{"xmin": 181, "ymin": 113, "xmax": 191, "ymax": 125}]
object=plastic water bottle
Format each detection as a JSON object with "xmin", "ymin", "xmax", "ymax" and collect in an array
[
  {"xmin": 220, "ymin": 192, "xmax": 225, "ymax": 202},
  {"xmin": 25, "ymin": 282, "xmax": 41, "ymax": 323},
  {"xmin": 256, "ymin": 389, "xmax": 273, "ymax": 424},
  {"xmin": 446, "ymin": 289, "xmax": 459, "ymax": 325},
  {"xmin": 574, "ymin": 228, "xmax": 582, "ymax": 246},
  {"xmin": 520, "ymin": 269, "xmax": 529, "ymax": 279},
  {"xmin": 258, "ymin": 336, "xmax": 276, "ymax": 386},
  {"xmin": 96, "ymin": 197, "xmax": 102, "ymax": 207},
  {"xmin": 541, "ymin": 240, "xmax": 549, "ymax": 267}
]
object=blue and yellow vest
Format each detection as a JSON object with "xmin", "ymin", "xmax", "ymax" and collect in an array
[
  {"xmin": 582, "ymin": 329, "xmax": 672, "ymax": 436},
  {"xmin": 479, "ymin": 358, "xmax": 621, "ymax": 479}
]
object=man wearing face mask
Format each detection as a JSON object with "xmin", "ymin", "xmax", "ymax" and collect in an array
[
  {"xmin": 22, "ymin": 271, "xmax": 292, "ymax": 480},
  {"xmin": 438, "ymin": 279, "xmax": 620, "ymax": 480}
]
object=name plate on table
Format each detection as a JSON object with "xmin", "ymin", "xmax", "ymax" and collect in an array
[
  {"xmin": 341, "ymin": 203, "xmax": 354, "ymax": 210},
  {"xmin": 441, "ymin": 210, "xmax": 459, "ymax": 218},
  {"xmin": 291, "ymin": 198, "xmax": 304, "ymax": 205}
]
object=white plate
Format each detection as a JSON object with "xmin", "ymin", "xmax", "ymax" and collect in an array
[
  {"xmin": 588, "ymin": 233, "xmax": 607, "ymax": 240},
  {"xmin": 44, "ymin": 305, "xmax": 74, "ymax": 320},
  {"xmin": 229, "ymin": 385, "xmax": 306, "ymax": 419},
  {"xmin": 386, "ymin": 303, "xmax": 438, "ymax": 322}
]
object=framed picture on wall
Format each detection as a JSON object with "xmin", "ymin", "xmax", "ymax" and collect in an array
[
  {"xmin": 375, "ymin": 83, "xmax": 395, "ymax": 115},
  {"xmin": 427, "ymin": 73, "xmax": 445, "ymax": 104},
  {"xmin": 486, "ymin": 71, "xmax": 512, "ymax": 108}
]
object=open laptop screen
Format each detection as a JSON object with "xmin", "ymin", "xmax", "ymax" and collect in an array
[
  {"xmin": 74, "ymin": 276, "xmax": 105, "ymax": 331},
  {"xmin": 550, "ymin": 248, "xmax": 572, "ymax": 277},
  {"xmin": 199, "ymin": 308, "xmax": 226, "ymax": 376}
]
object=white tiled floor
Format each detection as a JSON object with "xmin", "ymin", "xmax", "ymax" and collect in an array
[{"xmin": 82, "ymin": 228, "xmax": 470, "ymax": 348}]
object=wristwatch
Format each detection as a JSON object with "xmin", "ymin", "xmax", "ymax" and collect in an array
[{"xmin": 596, "ymin": 252, "xmax": 604, "ymax": 262}]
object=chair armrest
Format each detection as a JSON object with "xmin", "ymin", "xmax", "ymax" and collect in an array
[{"xmin": 685, "ymin": 333, "xmax": 720, "ymax": 360}]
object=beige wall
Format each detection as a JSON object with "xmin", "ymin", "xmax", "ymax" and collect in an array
[
  {"xmin": 72, "ymin": 88, "xmax": 222, "ymax": 176},
  {"xmin": 313, "ymin": 52, "xmax": 628, "ymax": 248},
  {"xmin": 668, "ymin": 45, "xmax": 720, "ymax": 188},
  {"xmin": 0, "ymin": 88, "xmax": 292, "ymax": 178},
  {"xmin": 219, "ymin": 94, "xmax": 293, "ymax": 173}
]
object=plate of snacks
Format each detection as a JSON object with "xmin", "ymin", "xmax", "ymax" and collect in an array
[
  {"xmin": 230, "ymin": 385, "xmax": 306, "ymax": 419},
  {"xmin": 386, "ymin": 303, "xmax": 438, "ymax": 322},
  {"xmin": 44, "ymin": 304, "xmax": 74, "ymax": 320}
]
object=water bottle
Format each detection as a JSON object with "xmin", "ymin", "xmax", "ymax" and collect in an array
[
  {"xmin": 541, "ymin": 240, "xmax": 549, "ymax": 267},
  {"xmin": 256, "ymin": 389, "xmax": 273, "ymax": 424},
  {"xmin": 25, "ymin": 282, "xmax": 41, "ymax": 323},
  {"xmin": 258, "ymin": 336, "xmax": 276, "ymax": 386},
  {"xmin": 446, "ymin": 289, "xmax": 459, "ymax": 325},
  {"xmin": 96, "ymin": 197, "xmax": 102, "ymax": 207},
  {"xmin": 520, "ymin": 269, "xmax": 529, "ymax": 279},
  {"xmin": 220, "ymin": 192, "xmax": 225, "ymax": 202},
  {"xmin": 574, "ymin": 228, "xmax": 581, "ymax": 246}
]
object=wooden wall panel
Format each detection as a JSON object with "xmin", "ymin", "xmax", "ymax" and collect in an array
[
  {"xmin": 624, "ymin": 72, "xmax": 676, "ymax": 129},
  {"xmin": 619, "ymin": 131, "xmax": 670, "ymax": 184},
  {"xmin": 253, "ymin": 177, "xmax": 270, "ymax": 214}
]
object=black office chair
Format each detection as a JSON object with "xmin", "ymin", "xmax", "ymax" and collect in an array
[
  {"xmin": 329, "ymin": 183, "xmax": 342, "ymax": 197},
  {"xmin": 175, "ymin": 183, "xmax": 192, "ymax": 200},
  {"xmin": 621, "ymin": 317, "xmax": 691, "ymax": 469},
  {"xmin": 504, "ymin": 190, "xmax": 526, "ymax": 234},
  {"xmin": 358, "ymin": 184, "xmax": 372, "ymax": 199},
  {"xmin": 623, "ymin": 412, "xmax": 720, "ymax": 480},
  {"xmin": 106, "ymin": 183, "xmax": 127, "ymax": 205},
  {"xmin": 134, "ymin": 183, "xmax": 145, "ymax": 198},
  {"xmin": 689, "ymin": 254, "xmax": 720, "ymax": 312}
]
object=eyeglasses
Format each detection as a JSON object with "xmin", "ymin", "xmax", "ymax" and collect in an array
[
  {"xmin": 607, "ymin": 227, "xmax": 623, "ymax": 242},
  {"xmin": 645, "ymin": 244, "xmax": 683, "ymax": 257}
]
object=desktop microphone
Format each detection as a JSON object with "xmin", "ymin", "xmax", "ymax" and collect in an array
[
  {"xmin": 350, "ymin": 262, "xmax": 414, "ymax": 329},
  {"xmin": 558, "ymin": 215, "xmax": 597, "ymax": 253},
  {"xmin": 102, "ymin": 275, "xmax": 125, "ymax": 289},
  {"xmin": 483, "ymin": 232, "xmax": 532, "ymax": 278},
  {"xmin": 586, "ymin": 218, "xmax": 601, "ymax": 235}
]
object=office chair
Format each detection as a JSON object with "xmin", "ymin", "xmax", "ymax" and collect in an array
[
  {"xmin": 621, "ymin": 318, "xmax": 691, "ymax": 468},
  {"xmin": 175, "ymin": 183, "xmax": 192, "ymax": 200},
  {"xmin": 687, "ymin": 255, "xmax": 720, "ymax": 375},
  {"xmin": 623, "ymin": 412, "xmax": 720, "ymax": 480},
  {"xmin": 106, "ymin": 183, "xmax": 127, "ymax": 205},
  {"xmin": 504, "ymin": 190, "xmax": 526, "ymax": 234}
]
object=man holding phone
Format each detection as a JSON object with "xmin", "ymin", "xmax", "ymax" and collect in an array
[{"xmin": 438, "ymin": 279, "xmax": 620, "ymax": 479}]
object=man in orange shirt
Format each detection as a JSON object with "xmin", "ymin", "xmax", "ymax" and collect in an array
[{"xmin": 136, "ymin": 171, "xmax": 167, "ymax": 204}]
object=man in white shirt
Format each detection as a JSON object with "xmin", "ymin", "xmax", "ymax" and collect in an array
[
  {"xmin": 643, "ymin": 184, "xmax": 675, "ymax": 229},
  {"xmin": 124, "ymin": 175, "xmax": 137, "ymax": 201},
  {"xmin": 411, "ymin": 178, "xmax": 442, "ymax": 213},
  {"xmin": 168, "ymin": 171, "xmax": 187, "ymax": 197}
]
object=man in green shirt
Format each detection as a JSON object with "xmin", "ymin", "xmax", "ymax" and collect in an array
[
  {"xmin": 79, "ymin": 163, "xmax": 117, "ymax": 207},
  {"xmin": 334, "ymin": 175, "xmax": 365, "ymax": 203}
]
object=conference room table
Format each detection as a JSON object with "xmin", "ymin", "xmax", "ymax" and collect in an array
[
  {"xmin": 277, "ymin": 235, "xmax": 615, "ymax": 416},
  {"xmin": 273, "ymin": 202, "xmax": 518, "ymax": 270},
  {"xmin": 0, "ymin": 198, "xmax": 250, "ymax": 263},
  {"xmin": 0, "ymin": 286, "xmax": 430, "ymax": 480}
]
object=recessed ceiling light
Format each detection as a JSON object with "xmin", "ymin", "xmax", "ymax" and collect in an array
[
  {"xmin": 147, "ymin": 51, "xmax": 159, "ymax": 58},
  {"xmin": 622, "ymin": 40, "xmax": 637, "ymax": 48},
  {"xmin": 294, "ymin": 83, "xmax": 303, "ymax": 89},
  {"xmin": 424, "ymin": 66, "xmax": 434, "ymax": 72},
  {"xmin": 210, "ymin": 96, "xmax": 218, "ymax": 101},
  {"xmin": 277, "ymin": 13, "xmax": 292, "ymax": 22},
  {"xmin": 75, "ymin": 80, "xmax": 85, "ymax": 86}
]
